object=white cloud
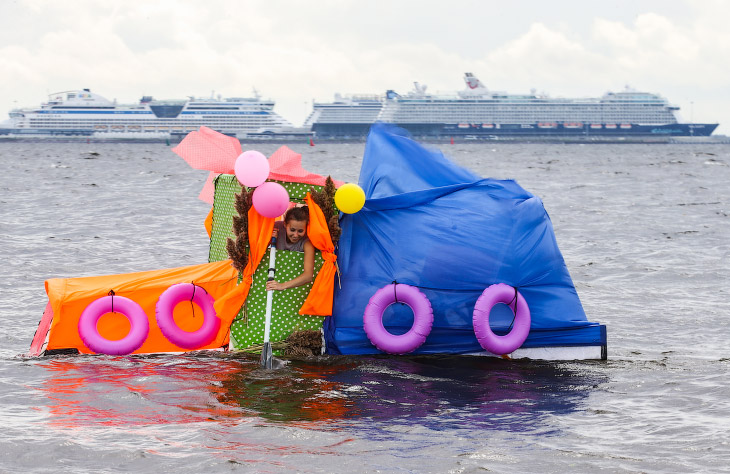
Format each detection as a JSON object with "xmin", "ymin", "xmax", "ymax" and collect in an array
[{"xmin": 484, "ymin": 23, "xmax": 610, "ymax": 93}]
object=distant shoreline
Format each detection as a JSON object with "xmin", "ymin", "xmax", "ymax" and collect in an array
[{"xmin": 1, "ymin": 135, "xmax": 729, "ymax": 145}]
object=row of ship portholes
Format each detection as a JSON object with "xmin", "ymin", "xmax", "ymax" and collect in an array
[{"xmin": 78, "ymin": 281, "xmax": 531, "ymax": 356}]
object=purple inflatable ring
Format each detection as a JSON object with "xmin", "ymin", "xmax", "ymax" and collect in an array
[
  {"xmin": 363, "ymin": 283, "xmax": 434, "ymax": 354},
  {"xmin": 472, "ymin": 283, "xmax": 531, "ymax": 355},
  {"xmin": 156, "ymin": 283, "xmax": 220, "ymax": 349},
  {"xmin": 78, "ymin": 295, "xmax": 149, "ymax": 355}
]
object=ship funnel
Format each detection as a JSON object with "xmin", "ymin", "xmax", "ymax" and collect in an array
[{"xmin": 464, "ymin": 72, "xmax": 486, "ymax": 90}]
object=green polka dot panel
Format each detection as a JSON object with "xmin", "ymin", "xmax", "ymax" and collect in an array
[
  {"xmin": 209, "ymin": 174, "xmax": 327, "ymax": 263},
  {"xmin": 208, "ymin": 174, "xmax": 330, "ymax": 351},
  {"xmin": 209, "ymin": 174, "xmax": 239, "ymax": 263},
  {"xmin": 229, "ymin": 249, "xmax": 325, "ymax": 351}
]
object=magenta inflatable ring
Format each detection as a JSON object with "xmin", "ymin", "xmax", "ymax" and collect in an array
[
  {"xmin": 156, "ymin": 283, "xmax": 220, "ymax": 349},
  {"xmin": 363, "ymin": 283, "xmax": 434, "ymax": 354},
  {"xmin": 78, "ymin": 295, "xmax": 149, "ymax": 355},
  {"xmin": 472, "ymin": 283, "xmax": 531, "ymax": 355}
]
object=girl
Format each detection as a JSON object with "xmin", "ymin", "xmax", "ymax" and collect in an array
[{"xmin": 265, "ymin": 206, "xmax": 315, "ymax": 291}]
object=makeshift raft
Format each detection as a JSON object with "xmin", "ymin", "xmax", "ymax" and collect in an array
[{"xmin": 30, "ymin": 124, "xmax": 607, "ymax": 360}]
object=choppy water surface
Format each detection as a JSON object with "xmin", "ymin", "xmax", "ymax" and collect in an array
[{"xmin": 1, "ymin": 140, "xmax": 728, "ymax": 473}]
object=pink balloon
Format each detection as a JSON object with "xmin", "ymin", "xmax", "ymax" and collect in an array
[
  {"xmin": 234, "ymin": 150, "xmax": 270, "ymax": 188},
  {"xmin": 252, "ymin": 182, "xmax": 290, "ymax": 218}
]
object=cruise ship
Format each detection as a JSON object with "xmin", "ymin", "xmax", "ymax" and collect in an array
[
  {"xmin": 1, "ymin": 89, "xmax": 299, "ymax": 138},
  {"xmin": 305, "ymin": 73, "xmax": 718, "ymax": 139}
]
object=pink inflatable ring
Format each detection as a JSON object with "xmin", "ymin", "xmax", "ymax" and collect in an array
[
  {"xmin": 78, "ymin": 295, "xmax": 149, "ymax": 355},
  {"xmin": 156, "ymin": 283, "xmax": 220, "ymax": 349},
  {"xmin": 472, "ymin": 283, "xmax": 531, "ymax": 355},
  {"xmin": 363, "ymin": 283, "xmax": 434, "ymax": 354}
]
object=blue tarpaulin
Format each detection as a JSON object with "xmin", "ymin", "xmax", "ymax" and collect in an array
[{"xmin": 324, "ymin": 124, "xmax": 606, "ymax": 355}]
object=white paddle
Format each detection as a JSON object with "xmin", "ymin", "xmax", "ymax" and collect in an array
[{"xmin": 260, "ymin": 236, "xmax": 277, "ymax": 369}]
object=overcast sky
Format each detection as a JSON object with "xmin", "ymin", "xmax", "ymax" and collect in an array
[{"xmin": 1, "ymin": 0, "xmax": 728, "ymax": 134}]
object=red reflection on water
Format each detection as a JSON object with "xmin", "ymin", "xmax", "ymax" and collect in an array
[
  {"xmin": 37, "ymin": 357, "xmax": 245, "ymax": 428},
  {"xmin": 34, "ymin": 355, "xmax": 354, "ymax": 430}
]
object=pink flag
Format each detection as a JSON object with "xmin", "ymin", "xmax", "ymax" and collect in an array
[
  {"xmin": 268, "ymin": 146, "xmax": 344, "ymax": 187},
  {"xmin": 172, "ymin": 128, "xmax": 344, "ymax": 204},
  {"xmin": 172, "ymin": 127, "xmax": 242, "ymax": 203}
]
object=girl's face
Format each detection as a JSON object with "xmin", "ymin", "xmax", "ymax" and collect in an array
[{"xmin": 285, "ymin": 219, "xmax": 307, "ymax": 243}]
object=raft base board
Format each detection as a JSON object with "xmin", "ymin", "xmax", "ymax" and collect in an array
[{"xmin": 466, "ymin": 344, "xmax": 606, "ymax": 361}]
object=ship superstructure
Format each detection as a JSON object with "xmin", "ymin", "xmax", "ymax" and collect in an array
[
  {"xmin": 303, "ymin": 93, "xmax": 384, "ymax": 138},
  {"xmin": 307, "ymin": 73, "xmax": 717, "ymax": 139},
  {"xmin": 4, "ymin": 89, "xmax": 294, "ymax": 137}
]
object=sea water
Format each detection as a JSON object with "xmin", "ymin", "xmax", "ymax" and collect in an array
[{"xmin": 0, "ymin": 140, "xmax": 728, "ymax": 473}]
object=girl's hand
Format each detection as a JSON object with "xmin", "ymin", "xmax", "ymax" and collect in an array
[
  {"xmin": 272, "ymin": 227, "xmax": 278, "ymax": 238},
  {"xmin": 266, "ymin": 280, "xmax": 284, "ymax": 291}
]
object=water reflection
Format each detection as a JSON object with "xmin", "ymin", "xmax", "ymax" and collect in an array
[
  {"xmin": 35, "ymin": 353, "xmax": 606, "ymax": 432},
  {"xmin": 36, "ymin": 355, "xmax": 244, "ymax": 427}
]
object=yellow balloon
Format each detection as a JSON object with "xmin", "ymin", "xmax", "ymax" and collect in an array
[{"xmin": 334, "ymin": 183, "xmax": 366, "ymax": 214}]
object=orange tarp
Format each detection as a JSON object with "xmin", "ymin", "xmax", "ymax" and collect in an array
[
  {"xmin": 44, "ymin": 260, "xmax": 239, "ymax": 354},
  {"xmin": 211, "ymin": 207, "xmax": 274, "ymax": 340},
  {"xmin": 299, "ymin": 193, "xmax": 336, "ymax": 316},
  {"xmin": 204, "ymin": 206, "xmax": 214, "ymax": 238}
]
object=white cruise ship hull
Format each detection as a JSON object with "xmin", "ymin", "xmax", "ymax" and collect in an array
[
  {"xmin": 307, "ymin": 74, "xmax": 719, "ymax": 140},
  {"xmin": 4, "ymin": 89, "xmax": 294, "ymax": 139}
]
